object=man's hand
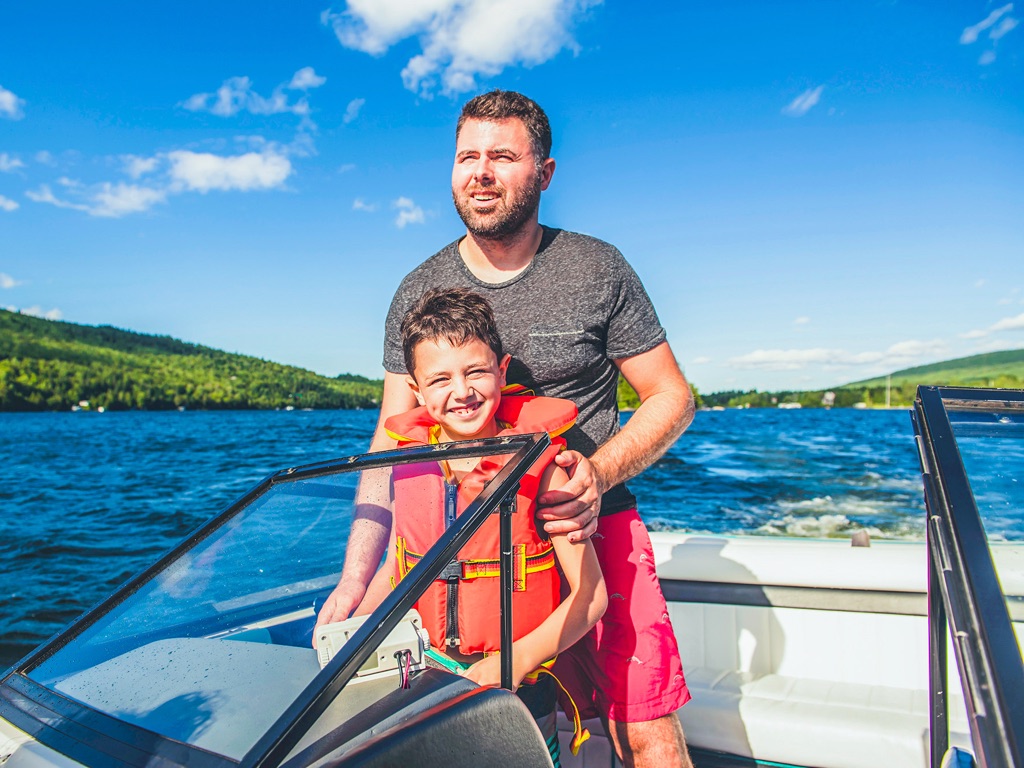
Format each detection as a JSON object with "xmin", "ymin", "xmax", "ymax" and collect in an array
[
  {"xmin": 536, "ymin": 450, "xmax": 603, "ymax": 543},
  {"xmin": 313, "ymin": 580, "xmax": 366, "ymax": 647}
]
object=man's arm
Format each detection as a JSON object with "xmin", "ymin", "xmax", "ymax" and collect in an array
[
  {"xmin": 314, "ymin": 371, "xmax": 417, "ymax": 635},
  {"xmin": 537, "ymin": 341, "xmax": 694, "ymax": 539}
]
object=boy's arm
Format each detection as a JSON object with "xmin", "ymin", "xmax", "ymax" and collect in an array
[{"xmin": 464, "ymin": 462, "xmax": 607, "ymax": 689}]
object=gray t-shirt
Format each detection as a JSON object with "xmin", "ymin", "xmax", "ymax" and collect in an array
[{"xmin": 384, "ymin": 227, "xmax": 667, "ymax": 514}]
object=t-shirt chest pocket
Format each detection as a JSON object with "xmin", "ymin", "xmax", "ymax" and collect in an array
[{"xmin": 526, "ymin": 325, "xmax": 598, "ymax": 381}]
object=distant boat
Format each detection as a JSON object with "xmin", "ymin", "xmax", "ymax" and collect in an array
[{"xmin": 777, "ymin": 402, "xmax": 802, "ymax": 409}]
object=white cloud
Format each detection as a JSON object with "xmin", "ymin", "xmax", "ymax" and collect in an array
[
  {"xmin": 90, "ymin": 183, "xmax": 167, "ymax": 217},
  {"xmin": 0, "ymin": 194, "xmax": 18, "ymax": 212},
  {"xmin": 338, "ymin": 163, "xmax": 356, "ymax": 174},
  {"xmin": 691, "ymin": 356, "xmax": 712, "ymax": 365},
  {"xmin": 27, "ymin": 182, "xmax": 166, "ymax": 218},
  {"xmin": 0, "ymin": 85, "xmax": 25, "ymax": 120},
  {"xmin": 288, "ymin": 67, "xmax": 327, "ymax": 91},
  {"xmin": 167, "ymin": 150, "xmax": 292, "ymax": 193},
  {"xmin": 992, "ymin": 312, "xmax": 1024, "ymax": 332},
  {"xmin": 959, "ymin": 329, "xmax": 989, "ymax": 340},
  {"xmin": 18, "ymin": 305, "xmax": 63, "ymax": 321},
  {"xmin": 728, "ymin": 339, "xmax": 947, "ymax": 371},
  {"xmin": 184, "ymin": 69, "xmax": 322, "ymax": 119},
  {"xmin": 1, "ymin": 272, "xmax": 21, "ymax": 289},
  {"xmin": 393, "ymin": 196, "xmax": 425, "ymax": 228},
  {"xmin": 343, "ymin": 98, "xmax": 366, "ymax": 124},
  {"xmin": 729, "ymin": 348, "xmax": 846, "ymax": 371},
  {"xmin": 980, "ymin": 50, "xmax": 998, "ymax": 65},
  {"xmin": 27, "ymin": 144, "xmax": 296, "ymax": 218},
  {"xmin": 794, "ymin": 316, "xmax": 810, "ymax": 325},
  {"xmin": 26, "ymin": 185, "xmax": 90, "ymax": 213},
  {"xmin": 991, "ymin": 16, "xmax": 1020, "ymax": 40},
  {"xmin": 0, "ymin": 153, "xmax": 24, "ymax": 172},
  {"xmin": 323, "ymin": 0, "xmax": 600, "ymax": 96},
  {"xmin": 961, "ymin": 4, "xmax": 1013, "ymax": 44},
  {"xmin": 353, "ymin": 198, "xmax": 378, "ymax": 212},
  {"xmin": 960, "ymin": 312, "xmax": 1024, "ymax": 339},
  {"xmin": 122, "ymin": 155, "xmax": 159, "ymax": 179},
  {"xmin": 35, "ymin": 151, "xmax": 55, "ymax": 166},
  {"xmin": 782, "ymin": 86, "xmax": 824, "ymax": 117},
  {"xmin": 975, "ymin": 279, "xmax": 986, "ymax": 288}
]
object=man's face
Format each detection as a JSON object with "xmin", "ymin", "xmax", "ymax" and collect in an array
[{"xmin": 451, "ymin": 118, "xmax": 554, "ymax": 240}]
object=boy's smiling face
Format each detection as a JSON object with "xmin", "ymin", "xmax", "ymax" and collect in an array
[{"xmin": 408, "ymin": 337, "xmax": 510, "ymax": 442}]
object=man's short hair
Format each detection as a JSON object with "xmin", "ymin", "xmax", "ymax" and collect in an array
[
  {"xmin": 457, "ymin": 90, "xmax": 552, "ymax": 165},
  {"xmin": 402, "ymin": 287, "xmax": 504, "ymax": 377}
]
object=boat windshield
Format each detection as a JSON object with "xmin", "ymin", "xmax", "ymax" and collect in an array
[{"xmin": 3, "ymin": 434, "xmax": 549, "ymax": 766}]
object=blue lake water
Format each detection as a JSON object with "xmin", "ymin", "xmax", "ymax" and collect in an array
[{"xmin": 0, "ymin": 407, "xmax": 925, "ymax": 668}]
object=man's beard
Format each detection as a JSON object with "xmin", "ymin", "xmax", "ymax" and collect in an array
[{"xmin": 452, "ymin": 172, "xmax": 543, "ymax": 241}]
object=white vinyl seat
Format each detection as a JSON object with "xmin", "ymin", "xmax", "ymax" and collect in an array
[{"xmin": 557, "ymin": 535, "xmax": 989, "ymax": 768}]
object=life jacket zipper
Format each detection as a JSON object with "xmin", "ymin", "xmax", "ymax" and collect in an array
[{"xmin": 444, "ymin": 479, "xmax": 460, "ymax": 648}]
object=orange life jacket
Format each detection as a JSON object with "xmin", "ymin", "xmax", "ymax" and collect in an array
[{"xmin": 383, "ymin": 394, "xmax": 577, "ymax": 654}]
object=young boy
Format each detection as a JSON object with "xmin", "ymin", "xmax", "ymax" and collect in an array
[{"xmin": 375, "ymin": 287, "xmax": 606, "ymax": 765}]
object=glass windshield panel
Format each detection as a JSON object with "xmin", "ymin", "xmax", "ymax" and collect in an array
[
  {"xmin": 948, "ymin": 405, "xmax": 1024, "ymax": 642},
  {"xmin": 22, "ymin": 443, "xmax": 519, "ymax": 761}
]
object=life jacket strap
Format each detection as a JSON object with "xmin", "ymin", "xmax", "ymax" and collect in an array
[
  {"xmin": 396, "ymin": 540, "xmax": 556, "ymax": 592},
  {"xmin": 535, "ymin": 666, "xmax": 591, "ymax": 757},
  {"xmin": 499, "ymin": 656, "xmax": 590, "ymax": 757}
]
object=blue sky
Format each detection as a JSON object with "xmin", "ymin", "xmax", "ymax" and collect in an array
[{"xmin": 1, "ymin": 1, "xmax": 1022, "ymax": 393}]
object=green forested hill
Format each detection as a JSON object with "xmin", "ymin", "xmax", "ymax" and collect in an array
[
  {"xmin": 842, "ymin": 349, "xmax": 1024, "ymax": 389},
  {"xmin": 701, "ymin": 348, "xmax": 1024, "ymax": 409},
  {"xmin": 0, "ymin": 310, "xmax": 383, "ymax": 411}
]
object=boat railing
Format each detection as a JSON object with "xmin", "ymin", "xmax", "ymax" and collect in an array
[{"xmin": 913, "ymin": 386, "xmax": 1024, "ymax": 768}]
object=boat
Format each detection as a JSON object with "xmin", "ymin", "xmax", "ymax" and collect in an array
[{"xmin": 0, "ymin": 386, "xmax": 1021, "ymax": 767}]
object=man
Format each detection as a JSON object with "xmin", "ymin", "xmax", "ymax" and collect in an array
[{"xmin": 317, "ymin": 90, "xmax": 695, "ymax": 767}]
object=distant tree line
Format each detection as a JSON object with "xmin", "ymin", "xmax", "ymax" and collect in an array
[
  {"xmin": 700, "ymin": 374, "xmax": 1023, "ymax": 410},
  {"xmin": 0, "ymin": 310, "xmax": 383, "ymax": 412},
  {"xmin": 617, "ymin": 375, "xmax": 703, "ymax": 411}
]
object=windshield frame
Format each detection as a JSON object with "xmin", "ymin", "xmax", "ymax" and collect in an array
[
  {"xmin": 914, "ymin": 385, "xmax": 1024, "ymax": 768},
  {"xmin": 0, "ymin": 433, "xmax": 551, "ymax": 768}
]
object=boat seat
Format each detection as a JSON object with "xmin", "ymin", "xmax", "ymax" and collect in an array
[
  {"xmin": 678, "ymin": 666, "xmax": 970, "ymax": 768},
  {"xmin": 555, "ymin": 535, "xmax": 986, "ymax": 768}
]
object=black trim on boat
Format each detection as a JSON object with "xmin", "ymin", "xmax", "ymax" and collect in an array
[
  {"xmin": 914, "ymin": 386, "xmax": 1024, "ymax": 768},
  {"xmin": 0, "ymin": 673, "xmax": 236, "ymax": 768},
  {"xmin": 660, "ymin": 579, "xmax": 928, "ymax": 616}
]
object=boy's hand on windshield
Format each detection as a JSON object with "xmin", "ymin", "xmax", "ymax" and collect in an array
[{"xmin": 536, "ymin": 451, "xmax": 602, "ymax": 543}]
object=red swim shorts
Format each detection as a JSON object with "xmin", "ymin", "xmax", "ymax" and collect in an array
[{"xmin": 552, "ymin": 508, "xmax": 691, "ymax": 723}]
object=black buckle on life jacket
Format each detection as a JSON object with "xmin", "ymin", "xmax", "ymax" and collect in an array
[{"xmin": 440, "ymin": 559, "xmax": 463, "ymax": 581}]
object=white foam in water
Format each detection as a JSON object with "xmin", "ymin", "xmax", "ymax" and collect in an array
[
  {"xmin": 756, "ymin": 512, "xmax": 921, "ymax": 539},
  {"xmin": 776, "ymin": 495, "xmax": 893, "ymax": 517},
  {"xmin": 756, "ymin": 513, "xmax": 873, "ymax": 538}
]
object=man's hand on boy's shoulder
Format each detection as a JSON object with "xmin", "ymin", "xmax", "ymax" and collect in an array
[{"xmin": 536, "ymin": 450, "xmax": 602, "ymax": 542}]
